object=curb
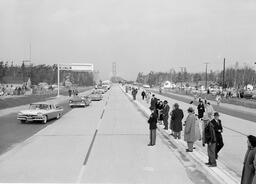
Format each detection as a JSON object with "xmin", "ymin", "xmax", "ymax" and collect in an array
[{"xmin": 120, "ymin": 85, "xmax": 240, "ymax": 184}]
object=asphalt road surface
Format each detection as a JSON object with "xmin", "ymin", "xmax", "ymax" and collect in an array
[
  {"xmin": 0, "ymin": 100, "xmax": 72, "ymax": 155},
  {"xmin": 0, "ymin": 86, "xmax": 207, "ymax": 183}
]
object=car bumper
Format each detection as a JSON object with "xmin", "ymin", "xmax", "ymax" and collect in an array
[
  {"xmin": 69, "ymin": 102, "xmax": 86, "ymax": 106},
  {"xmin": 17, "ymin": 115, "xmax": 44, "ymax": 121}
]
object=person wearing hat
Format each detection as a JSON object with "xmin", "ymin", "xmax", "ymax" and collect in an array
[
  {"xmin": 241, "ymin": 135, "xmax": 256, "ymax": 184},
  {"xmin": 197, "ymin": 100, "xmax": 205, "ymax": 119},
  {"xmin": 147, "ymin": 106, "xmax": 158, "ymax": 146},
  {"xmin": 171, "ymin": 103, "xmax": 184, "ymax": 139},
  {"xmin": 204, "ymin": 114, "xmax": 217, "ymax": 167},
  {"xmin": 162, "ymin": 100, "xmax": 170, "ymax": 130},
  {"xmin": 210, "ymin": 112, "xmax": 224, "ymax": 159},
  {"xmin": 184, "ymin": 107, "xmax": 196, "ymax": 152}
]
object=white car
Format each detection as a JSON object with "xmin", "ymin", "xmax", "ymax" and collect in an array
[{"xmin": 17, "ymin": 103, "xmax": 63, "ymax": 124}]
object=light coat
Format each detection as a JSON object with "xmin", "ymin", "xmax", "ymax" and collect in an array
[{"xmin": 184, "ymin": 113, "xmax": 196, "ymax": 142}]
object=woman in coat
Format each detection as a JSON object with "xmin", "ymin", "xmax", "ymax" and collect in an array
[
  {"xmin": 184, "ymin": 107, "xmax": 196, "ymax": 152},
  {"xmin": 170, "ymin": 103, "xmax": 184, "ymax": 139},
  {"xmin": 241, "ymin": 135, "xmax": 256, "ymax": 184}
]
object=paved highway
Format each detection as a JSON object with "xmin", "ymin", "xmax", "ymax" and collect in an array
[{"xmin": 0, "ymin": 85, "xmax": 213, "ymax": 183}]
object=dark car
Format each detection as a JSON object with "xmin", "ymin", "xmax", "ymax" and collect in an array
[{"xmin": 69, "ymin": 95, "xmax": 91, "ymax": 108}]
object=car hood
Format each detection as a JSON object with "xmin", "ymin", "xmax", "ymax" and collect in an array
[{"xmin": 19, "ymin": 109, "xmax": 47, "ymax": 115}]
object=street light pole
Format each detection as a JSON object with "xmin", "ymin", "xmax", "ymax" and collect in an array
[{"xmin": 204, "ymin": 62, "xmax": 209, "ymax": 90}]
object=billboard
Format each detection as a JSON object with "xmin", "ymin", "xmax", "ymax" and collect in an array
[{"xmin": 59, "ymin": 63, "xmax": 93, "ymax": 71}]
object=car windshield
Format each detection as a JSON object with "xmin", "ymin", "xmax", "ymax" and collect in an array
[{"xmin": 29, "ymin": 104, "xmax": 49, "ymax": 110}]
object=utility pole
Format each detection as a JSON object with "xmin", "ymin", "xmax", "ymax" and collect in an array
[
  {"xmin": 178, "ymin": 67, "xmax": 186, "ymax": 89},
  {"xmin": 204, "ymin": 62, "xmax": 209, "ymax": 90},
  {"xmin": 223, "ymin": 58, "xmax": 226, "ymax": 89}
]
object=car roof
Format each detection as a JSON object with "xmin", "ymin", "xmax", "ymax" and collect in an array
[{"xmin": 30, "ymin": 103, "xmax": 51, "ymax": 105}]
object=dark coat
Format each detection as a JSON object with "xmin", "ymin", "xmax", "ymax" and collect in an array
[
  {"xmin": 148, "ymin": 111, "xmax": 158, "ymax": 130},
  {"xmin": 150, "ymin": 97, "xmax": 157, "ymax": 109},
  {"xmin": 204, "ymin": 121, "xmax": 216, "ymax": 144},
  {"xmin": 197, "ymin": 103, "xmax": 205, "ymax": 119},
  {"xmin": 162, "ymin": 104, "xmax": 170, "ymax": 118},
  {"xmin": 170, "ymin": 108, "xmax": 184, "ymax": 132},
  {"xmin": 211, "ymin": 119, "xmax": 223, "ymax": 143},
  {"xmin": 241, "ymin": 147, "xmax": 256, "ymax": 184}
]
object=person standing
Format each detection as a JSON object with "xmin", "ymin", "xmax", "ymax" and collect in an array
[
  {"xmin": 252, "ymin": 153, "xmax": 256, "ymax": 184},
  {"xmin": 148, "ymin": 107, "xmax": 158, "ymax": 146},
  {"xmin": 162, "ymin": 100, "xmax": 170, "ymax": 130},
  {"xmin": 146, "ymin": 91, "xmax": 151, "ymax": 103},
  {"xmin": 150, "ymin": 94, "xmax": 157, "ymax": 110},
  {"xmin": 205, "ymin": 102, "xmax": 214, "ymax": 120},
  {"xmin": 141, "ymin": 90, "xmax": 146, "ymax": 100},
  {"xmin": 171, "ymin": 103, "xmax": 184, "ymax": 139},
  {"xmin": 132, "ymin": 88, "xmax": 138, "ymax": 100},
  {"xmin": 204, "ymin": 115, "xmax": 217, "ymax": 167},
  {"xmin": 241, "ymin": 135, "xmax": 256, "ymax": 184},
  {"xmin": 211, "ymin": 112, "xmax": 224, "ymax": 159},
  {"xmin": 197, "ymin": 100, "xmax": 205, "ymax": 119},
  {"xmin": 184, "ymin": 107, "xmax": 196, "ymax": 152}
]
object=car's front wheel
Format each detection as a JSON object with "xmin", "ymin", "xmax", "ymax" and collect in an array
[
  {"xmin": 20, "ymin": 120, "xmax": 26, "ymax": 124},
  {"xmin": 42, "ymin": 115, "xmax": 48, "ymax": 124},
  {"xmin": 56, "ymin": 113, "xmax": 61, "ymax": 119}
]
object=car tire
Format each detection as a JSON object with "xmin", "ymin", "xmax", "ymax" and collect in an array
[
  {"xmin": 20, "ymin": 120, "xmax": 26, "ymax": 124},
  {"xmin": 42, "ymin": 115, "xmax": 48, "ymax": 124},
  {"xmin": 56, "ymin": 113, "xmax": 61, "ymax": 119}
]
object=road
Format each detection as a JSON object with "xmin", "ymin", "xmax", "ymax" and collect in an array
[
  {"xmin": 0, "ymin": 90, "xmax": 92, "ymax": 156},
  {"xmin": 0, "ymin": 85, "xmax": 214, "ymax": 183}
]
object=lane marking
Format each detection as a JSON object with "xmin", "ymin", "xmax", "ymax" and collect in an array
[
  {"xmin": 100, "ymin": 109, "xmax": 105, "ymax": 119},
  {"xmin": 76, "ymin": 95, "xmax": 109, "ymax": 183}
]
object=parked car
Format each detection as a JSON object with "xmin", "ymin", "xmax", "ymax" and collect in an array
[
  {"xmin": 69, "ymin": 95, "xmax": 91, "ymax": 108},
  {"xmin": 88, "ymin": 93, "xmax": 103, "ymax": 101},
  {"xmin": 17, "ymin": 103, "xmax": 63, "ymax": 124}
]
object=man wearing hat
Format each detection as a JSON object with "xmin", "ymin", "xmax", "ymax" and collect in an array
[
  {"xmin": 210, "ymin": 112, "xmax": 224, "ymax": 159},
  {"xmin": 204, "ymin": 114, "xmax": 217, "ymax": 167},
  {"xmin": 162, "ymin": 100, "xmax": 170, "ymax": 130},
  {"xmin": 147, "ymin": 106, "xmax": 158, "ymax": 146}
]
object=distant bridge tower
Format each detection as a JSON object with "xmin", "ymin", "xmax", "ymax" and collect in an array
[{"xmin": 112, "ymin": 62, "xmax": 117, "ymax": 78}]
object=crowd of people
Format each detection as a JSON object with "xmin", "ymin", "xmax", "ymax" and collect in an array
[{"xmin": 128, "ymin": 87, "xmax": 256, "ymax": 183}]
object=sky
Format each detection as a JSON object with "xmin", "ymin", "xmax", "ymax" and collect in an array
[{"xmin": 1, "ymin": 0, "xmax": 256, "ymax": 80}]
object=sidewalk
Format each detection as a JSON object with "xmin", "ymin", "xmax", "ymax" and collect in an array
[{"xmin": 122, "ymin": 86, "xmax": 240, "ymax": 184}]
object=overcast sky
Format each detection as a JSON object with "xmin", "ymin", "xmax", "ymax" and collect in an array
[{"xmin": 1, "ymin": 0, "xmax": 256, "ymax": 80}]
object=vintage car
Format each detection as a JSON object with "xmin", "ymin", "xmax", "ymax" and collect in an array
[
  {"xmin": 92, "ymin": 89, "xmax": 105, "ymax": 94},
  {"xmin": 69, "ymin": 95, "xmax": 91, "ymax": 108},
  {"xmin": 17, "ymin": 103, "xmax": 63, "ymax": 124},
  {"xmin": 88, "ymin": 93, "xmax": 103, "ymax": 101}
]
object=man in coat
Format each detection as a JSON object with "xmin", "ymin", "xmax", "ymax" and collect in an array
[
  {"xmin": 241, "ymin": 135, "xmax": 256, "ymax": 184},
  {"xmin": 184, "ymin": 107, "xmax": 196, "ymax": 151},
  {"xmin": 171, "ymin": 103, "xmax": 184, "ymax": 139},
  {"xmin": 148, "ymin": 107, "xmax": 158, "ymax": 146},
  {"xmin": 197, "ymin": 100, "xmax": 205, "ymax": 119},
  {"xmin": 141, "ymin": 90, "xmax": 146, "ymax": 100},
  {"xmin": 150, "ymin": 94, "xmax": 157, "ymax": 110},
  {"xmin": 211, "ymin": 112, "xmax": 224, "ymax": 159},
  {"xmin": 204, "ymin": 115, "xmax": 217, "ymax": 167},
  {"xmin": 162, "ymin": 100, "xmax": 170, "ymax": 130}
]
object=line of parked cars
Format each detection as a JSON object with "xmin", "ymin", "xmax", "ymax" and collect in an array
[{"xmin": 17, "ymin": 86, "xmax": 110, "ymax": 124}]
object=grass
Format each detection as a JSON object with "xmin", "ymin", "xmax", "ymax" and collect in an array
[{"xmin": 165, "ymin": 89, "xmax": 256, "ymax": 109}]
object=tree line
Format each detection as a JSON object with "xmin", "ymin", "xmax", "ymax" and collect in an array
[
  {"xmin": 136, "ymin": 64, "xmax": 256, "ymax": 89},
  {"xmin": 0, "ymin": 61, "xmax": 94, "ymax": 86}
]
